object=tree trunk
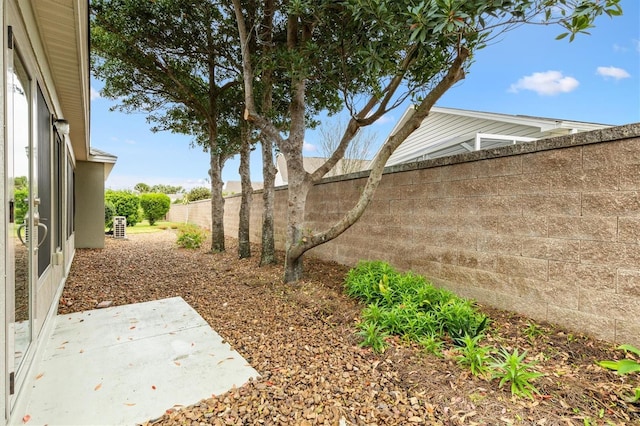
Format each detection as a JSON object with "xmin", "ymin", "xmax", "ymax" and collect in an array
[
  {"xmin": 281, "ymin": 143, "xmax": 311, "ymax": 282},
  {"xmin": 209, "ymin": 151, "xmax": 225, "ymax": 253},
  {"xmin": 238, "ymin": 122, "xmax": 252, "ymax": 259},
  {"xmin": 284, "ymin": 49, "xmax": 470, "ymax": 277},
  {"xmin": 260, "ymin": 137, "xmax": 276, "ymax": 265}
]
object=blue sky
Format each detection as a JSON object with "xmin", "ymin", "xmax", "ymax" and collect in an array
[{"xmin": 92, "ymin": 2, "xmax": 640, "ymax": 191}]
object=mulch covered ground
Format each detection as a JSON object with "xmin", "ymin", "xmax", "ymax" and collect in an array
[{"xmin": 59, "ymin": 230, "xmax": 639, "ymax": 425}]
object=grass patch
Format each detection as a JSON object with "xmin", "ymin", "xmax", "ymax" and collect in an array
[{"xmin": 109, "ymin": 220, "xmax": 183, "ymax": 235}]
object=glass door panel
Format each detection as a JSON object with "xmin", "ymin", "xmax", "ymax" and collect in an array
[{"xmin": 9, "ymin": 49, "xmax": 33, "ymax": 378}]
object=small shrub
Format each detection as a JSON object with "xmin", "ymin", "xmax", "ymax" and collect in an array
[
  {"xmin": 491, "ymin": 347, "xmax": 544, "ymax": 399},
  {"xmin": 176, "ymin": 224, "xmax": 205, "ymax": 249},
  {"xmin": 14, "ymin": 187, "xmax": 29, "ymax": 224},
  {"xmin": 105, "ymin": 190, "xmax": 140, "ymax": 226},
  {"xmin": 104, "ymin": 201, "xmax": 116, "ymax": 230},
  {"xmin": 139, "ymin": 193, "xmax": 171, "ymax": 226},
  {"xmin": 455, "ymin": 334, "xmax": 493, "ymax": 377}
]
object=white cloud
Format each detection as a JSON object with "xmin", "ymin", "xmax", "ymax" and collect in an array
[
  {"xmin": 374, "ymin": 114, "xmax": 394, "ymax": 125},
  {"xmin": 90, "ymin": 87, "xmax": 101, "ymax": 100},
  {"xmin": 612, "ymin": 43, "xmax": 627, "ymax": 53},
  {"xmin": 509, "ymin": 71, "xmax": 579, "ymax": 96},
  {"xmin": 303, "ymin": 141, "xmax": 317, "ymax": 152},
  {"xmin": 596, "ymin": 66, "xmax": 630, "ymax": 80},
  {"xmin": 124, "ymin": 139, "xmax": 137, "ymax": 145}
]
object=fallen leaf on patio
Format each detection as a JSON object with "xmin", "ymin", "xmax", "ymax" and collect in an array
[
  {"xmin": 124, "ymin": 403, "xmax": 136, "ymax": 406},
  {"xmin": 35, "ymin": 373, "xmax": 44, "ymax": 380},
  {"xmin": 95, "ymin": 383, "xmax": 102, "ymax": 391},
  {"xmin": 174, "ymin": 361, "xmax": 181, "ymax": 366},
  {"xmin": 22, "ymin": 414, "xmax": 30, "ymax": 424},
  {"xmin": 152, "ymin": 385, "xmax": 156, "ymax": 390},
  {"xmin": 130, "ymin": 326, "xmax": 136, "ymax": 330}
]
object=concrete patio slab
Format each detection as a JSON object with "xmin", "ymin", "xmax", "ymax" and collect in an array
[{"xmin": 21, "ymin": 297, "xmax": 259, "ymax": 425}]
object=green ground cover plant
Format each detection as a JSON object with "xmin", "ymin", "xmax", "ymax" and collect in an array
[
  {"xmin": 599, "ymin": 344, "xmax": 640, "ymax": 402},
  {"xmin": 125, "ymin": 220, "xmax": 182, "ymax": 234},
  {"xmin": 176, "ymin": 224, "xmax": 206, "ymax": 249},
  {"xmin": 345, "ymin": 261, "xmax": 549, "ymax": 399},
  {"xmin": 491, "ymin": 347, "xmax": 545, "ymax": 400},
  {"xmin": 344, "ymin": 260, "xmax": 488, "ymax": 348}
]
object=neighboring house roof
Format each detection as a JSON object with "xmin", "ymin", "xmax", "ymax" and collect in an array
[
  {"xmin": 224, "ymin": 181, "xmax": 264, "ymax": 194},
  {"xmin": 383, "ymin": 106, "xmax": 612, "ymax": 166},
  {"xmin": 89, "ymin": 148, "xmax": 118, "ymax": 180},
  {"xmin": 275, "ymin": 153, "xmax": 371, "ymax": 186}
]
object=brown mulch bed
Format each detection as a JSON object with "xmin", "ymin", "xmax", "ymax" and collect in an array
[{"xmin": 59, "ymin": 230, "xmax": 639, "ymax": 425}]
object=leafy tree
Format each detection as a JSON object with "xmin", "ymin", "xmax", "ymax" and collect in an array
[
  {"xmin": 14, "ymin": 176, "xmax": 28, "ymax": 191},
  {"xmin": 105, "ymin": 190, "xmax": 140, "ymax": 226},
  {"xmin": 150, "ymin": 184, "xmax": 184, "ymax": 194},
  {"xmin": 186, "ymin": 186, "xmax": 212, "ymax": 202},
  {"xmin": 139, "ymin": 193, "xmax": 171, "ymax": 225},
  {"xmin": 14, "ymin": 188, "xmax": 29, "ymax": 225},
  {"xmin": 91, "ymin": 0, "xmax": 241, "ymax": 252},
  {"xmin": 105, "ymin": 200, "xmax": 116, "ymax": 229},
  {"xmin": 134, "ymin": 182, "xmax": 151, "ymax": 193},
  {"xmin": 232, "ymin": 0, "xmax": 622, "ymax": 282}
]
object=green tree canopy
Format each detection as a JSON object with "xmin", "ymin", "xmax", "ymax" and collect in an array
[
  {"xmin": 139, "ymin": 193, "xmax": 171, "ymax": 225},
  {"xmin": 105, "ymin": 190, "xmax": 140, "ymax": 226},
  {"xmin": 232, "ymin": 0, "xmax": 623, "ymax": 281}
]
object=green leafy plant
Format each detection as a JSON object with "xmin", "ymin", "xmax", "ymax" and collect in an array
[
  {"xmin": 345, "ymin": 261, "xmax": 490, "ymax": 352},
  {"xmin": 344, "ymin": 260, "xmax": 400, "ymax": 306},
  {"xmin": 357, "ymin": 321, "xmax": 390, "ymax": 354},
  {"xmin": 419, "ymin": 333, "xmax": 445, "ymax": 357},
  {"xmin": 176, "ymin": 224, "xmax": 205, "ymax": 249},
  {"xmin": 491, "ymin": 348, "xmax": 545, "ymax": 399},
  {"xmin": 455, "ymin": 334, "xmax": 493, "ymax": 376},
  {"xmin": 185, "ymin": 186, "xmax": 212, "ymax": 202},
  {"xmin": 598, "ymin": 344, "xmax": 640, "ymax": 402},
  {"xmin": 14, "ymin": 187, "xmax": 29, "ymax": 225},
  {"xmin": 104, "ymin": 200, "xmax": 116, "ymax": 230},
  {"xmin": 523, "ymin": 322, "xmax": 545, "ymax": 342},
  {"xmin": 436, "ymin": 300, "xmax": 489, "ymax": 346},
  {"xmin": 139, "ymin": 193, "xmax": 171, "ymax": 226},
  {"xmin": 105, "ymin": 189, "xmax": 141, "ymax": 226}
]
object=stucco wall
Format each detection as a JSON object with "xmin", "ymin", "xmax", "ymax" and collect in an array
[
  {"xmin": 168, "ymin": 124, "xmax": 640, "ymax": 345},
  {"xmin": 74, "ymin": 161, "xmax": 105, "ymax": 248}
]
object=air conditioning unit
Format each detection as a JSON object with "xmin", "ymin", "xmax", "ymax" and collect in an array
[{"xmin": 113, "ymin": 216, "xmax": 126, "ymax": 239}]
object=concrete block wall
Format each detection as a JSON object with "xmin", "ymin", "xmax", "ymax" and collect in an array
[{"xmin": 168, "ymin": 124, "xmax": 640, "ymax": 345}]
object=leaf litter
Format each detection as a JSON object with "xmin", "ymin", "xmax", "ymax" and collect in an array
[{"xmin": 59, "ymin": 231, "xmax": 639, "ymax": 425}]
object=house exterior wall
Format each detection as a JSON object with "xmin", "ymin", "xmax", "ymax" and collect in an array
[
  {"xmin": 75, "ymin": 161, "xmax": 106, "ymax": 248},
  {"xmin": 170, "ymin": 124, "xmax": 640, "ymax": 346}
]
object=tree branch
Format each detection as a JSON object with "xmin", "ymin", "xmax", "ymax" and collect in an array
[{"xmin": 290, "ymin": 47, "xmax": 470, "ymax": 259}]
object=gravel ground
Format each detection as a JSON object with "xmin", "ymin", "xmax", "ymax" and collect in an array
[{"xmin": 59, "ymin": 230, "xmax": 639, "ymax": 425}]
